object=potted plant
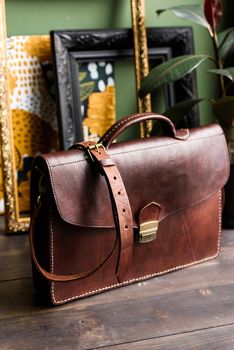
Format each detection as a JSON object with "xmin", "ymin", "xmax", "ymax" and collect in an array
[
  {"xmin": 139, "ymin": 0, "xmax": 234, "ymax": 226},
  {"xmin": 140, "ymin": 0, "xmax": 234, "ymax": 155}
]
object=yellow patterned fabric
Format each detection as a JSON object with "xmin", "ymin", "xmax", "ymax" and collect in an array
[
  {"xmin": 12, "ymin": 109, "xmax": 58, "ymax": 211},
  {"xmin": 4, "ymin": 35, "xmax": 58, "ymax": 213},
  {"xmin": 23, "ymin": 36, "xmax": 51, "ymax": 62}
]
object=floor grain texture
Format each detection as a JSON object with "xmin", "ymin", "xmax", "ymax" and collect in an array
[{"xmin": 0, "ymin": 218, "xmax": 234, "ymax": 350}]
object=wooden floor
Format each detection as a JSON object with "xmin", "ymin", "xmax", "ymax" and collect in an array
[{"xmin": 1, "ymin": 219, "xmax": 234, "ymax": 350}]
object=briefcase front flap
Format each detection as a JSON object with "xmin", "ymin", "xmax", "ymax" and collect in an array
[{"xmin": 33, "ymin": 123, "xmax": 229, "ymax": 229}]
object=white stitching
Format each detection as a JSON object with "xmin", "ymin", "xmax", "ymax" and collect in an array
[
  {"xmin": 48, "ymin": 132, "xmax": 224, "ymax": 168},
  {"xmin": 49, "ymin": 203, "xmax": 56, "ymax": 304},
  {"xmin": 217, "ymin": 190, "xmax": 222, "ymax": 255},
  {"xmin": 101, "ymin": 113, "xmax": 154, "ymax": 143},
  {"xmin": 51, "ymin": 159, "xmax": 85, "ymax": 167},
  {"xmin": 101, "ymin": 113, "xmax": 190, "ymax": 144},
  {"xmin": 51, "ymin": 190, "xmax": 222, "ymax": 305},
  {"xmin": 53, "ymin": 254, "xmax": 219, "ymax": 305}
]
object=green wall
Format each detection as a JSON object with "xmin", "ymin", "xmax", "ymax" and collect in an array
[{"xmin": 6, "ymin": 0, "xmax": 220, "ymax": 126}]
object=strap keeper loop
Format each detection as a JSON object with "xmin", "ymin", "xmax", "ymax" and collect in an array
[{"xmin": 87, "ymin": 143, "xmax": 105, "ymax": 162}]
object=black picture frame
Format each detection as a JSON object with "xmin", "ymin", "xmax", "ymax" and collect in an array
[{"xmin": 51, "ymin": 27, "xmax": 198, "ymax": 150}]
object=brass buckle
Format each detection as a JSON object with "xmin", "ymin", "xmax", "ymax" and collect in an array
[
  {"xmin": 138, "ymin": 220, "xmax": 159, "ymax": 243},
  {"xmin": 87, "ymin": 143, "xmax": 105, "ymax": 161}
]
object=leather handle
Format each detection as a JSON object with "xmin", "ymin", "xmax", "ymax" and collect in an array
[{"xmin": 99, "ymin": 112, "xmax": 189, "ymax": 149}]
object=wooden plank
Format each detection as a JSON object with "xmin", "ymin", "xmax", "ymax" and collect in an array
[
  {"xmin": 0, "ymin": 216, "xmax": 5, "ymax": 232},
  {"xmin": 1, "ymin": 282, "xmax": 234, "ymax": 349},
  {"xmin": 0, "ymin": 225, "xmax": 233, "ymax": 348},
  {"xmin": 0, "ymin": 230, "xmax": 234, "ymax": 320},
  {"xmin": 0, "ymin": 231, "xmax": 30, "ymax": 281},
  {"xmin": 221, "ymin": 229, "xmax": 234, "ymax": 247},
  {"xmin": 100, "ymin": 323, "xmax": 234, "ymax": 350},
  {"xmin": 1, "ymin": 208, "xmax": 234, "ymax": 349},
  {"xmin": 0, "ymin": 279, "xmax": 48, "ymax": 320},
  {"xmin": 0, "ymin": 216, "xmax": 30, "ymax": 281}
]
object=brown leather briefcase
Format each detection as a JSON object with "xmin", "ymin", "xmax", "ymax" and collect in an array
[{"xmin": 30, "ymin": 113, "xmax": 230, "ymax": 305}]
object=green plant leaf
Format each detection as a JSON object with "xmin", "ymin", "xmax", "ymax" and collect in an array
[
  {"xmin": 80, "ymin": 81, "xmax": 95, "ymax": 101},
  {"xmin": 208, "ymin": 68, "xmax": 234, "ymax": 81},
  {"xmin": 156, "ymin": 5, "xmax": 212, "ymax": 35},
  {"xmin": 139, "ymin": 55, "xmax": 209, "ymax": 99},
  {"xmin": 218, "ymin": 28, "xmax": 234, "ymax": 48},
  {"xmin": 213, "ymin": 96, "xmax": 234, "ymax": 127},
  {"xmin": 218, "ymin": 28, "xmax": 234, "ymax": 60},
  {"xmin": 163, "ymin": 98, "xmax": 203, "ymax": 124}
]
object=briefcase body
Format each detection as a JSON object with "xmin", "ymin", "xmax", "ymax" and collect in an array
[{"xmin": 30, "ymin": 113, "xmax": 229, "ymax": 305}]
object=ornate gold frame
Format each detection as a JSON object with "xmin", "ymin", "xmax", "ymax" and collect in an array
[
  {"xmin": 131, "ymin": 0, "xmax": 152, "ymax": 137},
  {"xmin": 0, "ymin": 0, "xmax": 150, "ymax": 233},
  {"xmin": 0, "ymin": 0, "xmax": 30, "ymax": 233}
]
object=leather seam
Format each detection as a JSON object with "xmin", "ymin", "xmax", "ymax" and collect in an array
[
  {"xmin": 49, "ymin": 132, "xmax": 225, "ymax": 168},
  {"xmin": 50, "ymin": 158, "xmax": 86, "ymax": 167},
  {"xmin": 50, "ymin": 191, "xmax": 222, "ymax": 305},
  {"xmin": 110, "ymin": 132, "xmax": 225, "ymax": 156},
  {"xmin": 111, "ymin": 133, "xmax": 224, "ymax": 156},
  {"xmin": 50, "ymin": 204, "xmax": 55, "ymax": 304},
  {"xmin": 48, "ymin": 188, "xmax": 224, "ymax": 229}
]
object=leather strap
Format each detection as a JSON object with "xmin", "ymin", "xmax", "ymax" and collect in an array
[
  {"xmin": 30, "ymin": 141, "xmax": 133, "ymax": 283},
  {"xmin": 72, "ymin": 141, "xmax": 133, "ymax": 282},
  {"xmin": 30, "ymin": 207, "xmax": 118, "ymax": 282}
]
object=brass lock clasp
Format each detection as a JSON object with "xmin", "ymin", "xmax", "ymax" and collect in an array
[{"xmin": 138, "ymin": 220, "xmax": 159, "ymax": 243}]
